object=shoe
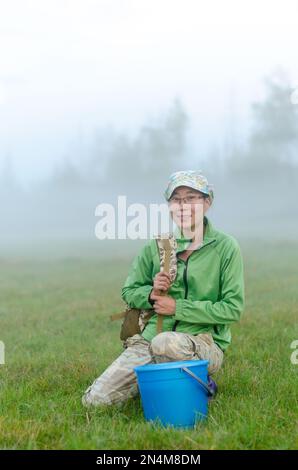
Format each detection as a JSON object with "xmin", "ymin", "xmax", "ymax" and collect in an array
[{"xmin": 207, "ymin": 375, "xmax": 218, "ymax": 400}]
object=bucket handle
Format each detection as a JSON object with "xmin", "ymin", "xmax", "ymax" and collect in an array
[{"xmin": 181, "ymin": 367, "xmax": 214, "ymax": 397}]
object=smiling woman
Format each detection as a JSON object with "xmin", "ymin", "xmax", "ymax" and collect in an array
[
  {"xmin": 168, "ymin": 187, "xmax": 211, "ymax": 249},
  {"xmin": 82, "ymin": 170, "xmax": 245, "ymax": 408}
]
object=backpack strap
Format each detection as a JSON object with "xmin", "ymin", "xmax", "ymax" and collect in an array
[
  {"xmin": 110, "ymin": 311, "xmax": 126, "ymax": 321},
  {"xmin": 154, "ymin": 234, "xmax": 177, "ymax": 334}
]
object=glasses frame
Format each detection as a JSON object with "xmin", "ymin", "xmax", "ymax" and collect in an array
[{"xmin": 168, "ymin": 193, "xmax": 207, "ymax": 205}]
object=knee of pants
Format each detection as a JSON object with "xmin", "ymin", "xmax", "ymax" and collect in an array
[
  {"xmin": 150, "ymin": 331, "xmax": 193, "ymax": 360},
  {"xmin": 82, "ymin": 382, "xmax": 139, "ymax": 408},
  {"xmin": 82, "ymin": 386, "xmax": 112, "ymax": 407}
]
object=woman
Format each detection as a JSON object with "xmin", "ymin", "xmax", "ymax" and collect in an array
[{"xmin": 82, "ymin": 170, "xmax": 245, "ymax": 407}]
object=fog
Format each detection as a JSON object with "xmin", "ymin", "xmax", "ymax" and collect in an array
[{"xmin": 0, "ymin": 1, "xmax": 298, "ymax": 257}]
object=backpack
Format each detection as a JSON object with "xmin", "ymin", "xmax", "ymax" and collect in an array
[{"xmin": 110, "ymin": 234, "xmax": 177, "ymax": 341}]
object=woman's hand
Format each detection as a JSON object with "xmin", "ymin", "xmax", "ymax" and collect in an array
[
  {"xmin": 151, "ymin": 271, "xmax": 171, "ymax": 295},
  {"xmin": 150, "ymin": 292, "xmax": 176, "ymax": 315}
]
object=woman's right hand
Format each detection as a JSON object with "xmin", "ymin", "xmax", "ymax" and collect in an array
[{"xmin": 151, "ymin": 271, "xmax": 171, "ymax": 296}]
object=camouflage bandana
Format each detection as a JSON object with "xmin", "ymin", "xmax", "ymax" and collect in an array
[{"xmin": 164, "ymin": 170, "xmax": 214, "ymax": 202}]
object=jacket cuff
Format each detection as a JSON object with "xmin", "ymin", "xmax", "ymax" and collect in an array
[
  {"xmin": 148, "ymin": 288, "xmax": 155, "ymax": 306},
  {"xmin": 133, "ymin": 285, "xmax": 155, "ymax": 310}
]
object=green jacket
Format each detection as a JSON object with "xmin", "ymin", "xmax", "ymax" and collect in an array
[{"xmin": 121, "ymin": 216, "xmax": 245, "ymax": 351}]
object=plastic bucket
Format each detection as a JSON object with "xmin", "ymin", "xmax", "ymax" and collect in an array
[{"xmin": 134, "ymin": 360, "xmax": 211, "ymax": 428}]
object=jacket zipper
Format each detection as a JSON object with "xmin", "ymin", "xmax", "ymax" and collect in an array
[
  {"xmin": 183, "ymin": 256, "xmax": 190, "ymax": 299},
  {"xmin": 172, "ymin": 256, "xmax": 191, "ymax": 331},
  {"xmin": 172, "ymin": 239, "xmax": 216, "ymax": 332}
]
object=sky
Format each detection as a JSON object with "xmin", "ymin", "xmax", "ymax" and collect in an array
[{"xmin": 0, "ymin": 0, "xmax": 298, "ymax": 184}]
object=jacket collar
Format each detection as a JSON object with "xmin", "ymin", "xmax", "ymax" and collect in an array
[{"xmin": 174, "ymin": 215, "xmax": 217, "ymax": 253}]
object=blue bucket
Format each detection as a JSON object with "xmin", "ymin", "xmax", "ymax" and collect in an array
[{"xmin": 134, "ymin": 360, "xmax": 211, "ymax": 428}]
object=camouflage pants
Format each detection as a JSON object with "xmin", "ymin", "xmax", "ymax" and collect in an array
[{"xmin": 82, "ymin": 331, "xmax": 224, "ymax": 407}]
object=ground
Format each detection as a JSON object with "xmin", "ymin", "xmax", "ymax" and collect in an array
[{"xmin": 0, "ymin": 239, "xmax": 297, "ymax": 449}]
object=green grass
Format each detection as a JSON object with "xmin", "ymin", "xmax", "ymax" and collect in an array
[{"xmin": 0, "ymin": 240, "xmax": 297, "ymax": 449}]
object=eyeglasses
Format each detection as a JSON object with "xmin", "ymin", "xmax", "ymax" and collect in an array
[{"xmin": 169, "ymin": 194, "xmax": 206, "ymax": 205}]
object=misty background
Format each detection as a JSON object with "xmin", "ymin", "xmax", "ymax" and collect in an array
[{"xmin": 1, "ymin": 0, "xmax": 298, "ymax": 257}]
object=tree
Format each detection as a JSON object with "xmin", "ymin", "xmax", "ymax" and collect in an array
[{"xmin": 227, "ymin": 69, "xmax": 298, "ymax": 180}]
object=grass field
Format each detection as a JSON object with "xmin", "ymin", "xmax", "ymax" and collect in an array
[{"xmin": 0, "ymin": 239, "xmax": 297, "ymax": 449}]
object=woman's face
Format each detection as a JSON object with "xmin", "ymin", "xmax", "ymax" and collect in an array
[{"xmin": 168, "ymin": 186, "xmax": 211, "ymax": 232}]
